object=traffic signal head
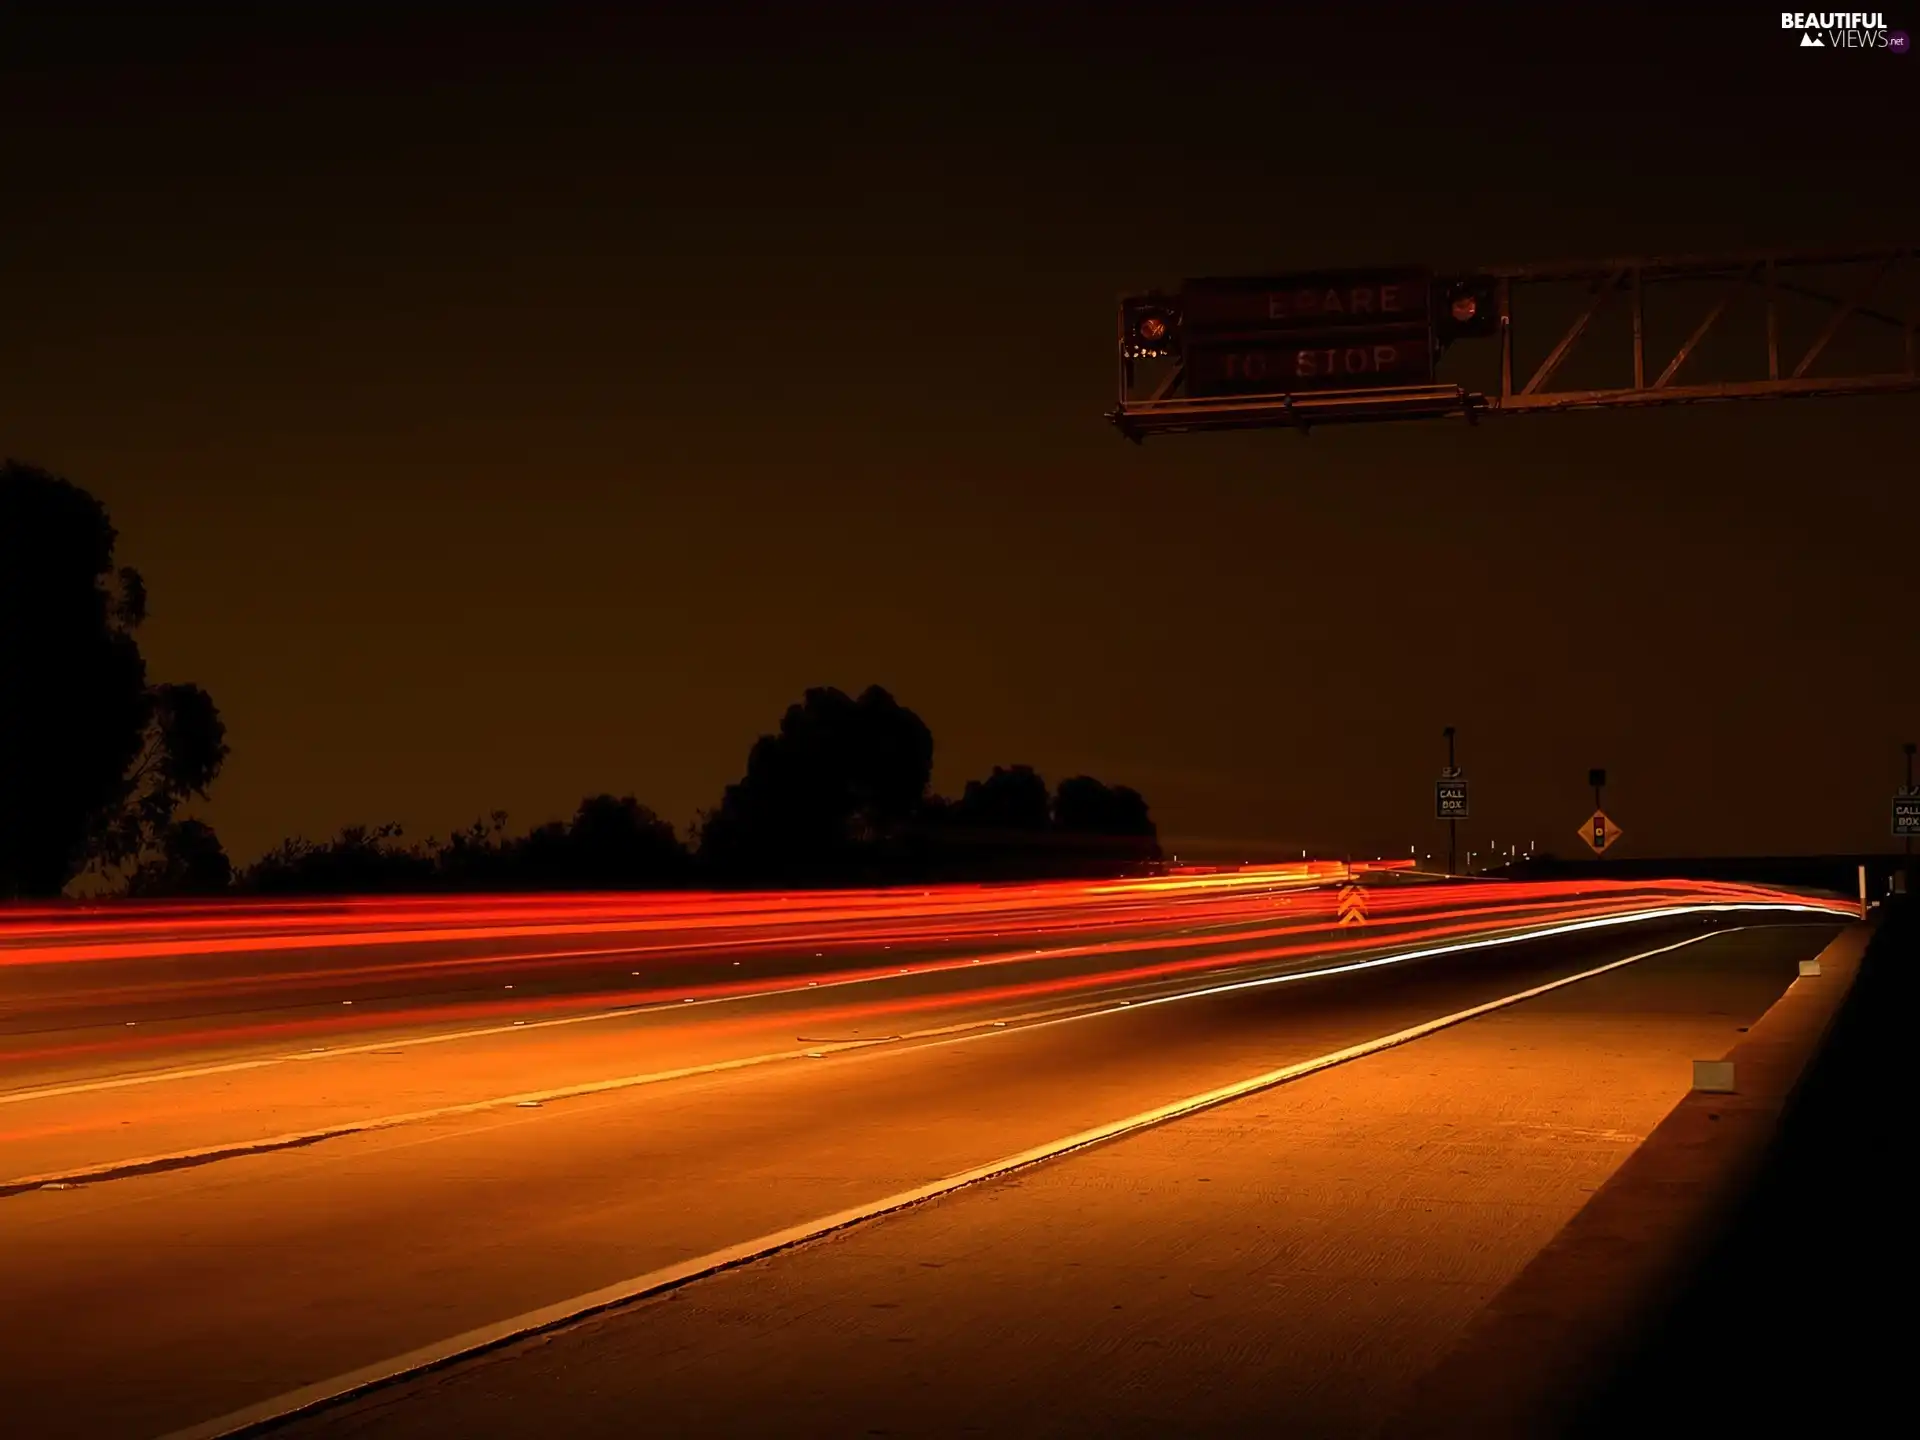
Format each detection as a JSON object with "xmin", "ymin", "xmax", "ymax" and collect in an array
[
  {"xmin": 1123, "ymin": 296, "xmax": 1181, "ymax": 359},
  {"xmin": 1433, "ymin": 276, "xmax": 1499, "ymax": 343}
]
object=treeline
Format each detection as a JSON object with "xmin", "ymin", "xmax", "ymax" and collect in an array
[
  {"xmin": 1, "ymin": 462, "xmax": 1157, "ymax": 899},
  {"xmin": 230, "ymin": 686, "xmax": 1159, "ymax": 894}
]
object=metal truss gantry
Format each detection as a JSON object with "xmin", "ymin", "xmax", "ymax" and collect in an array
[{"xmin": 1111, "ymin": 246, "xmax": 1920, "ymax": 440}]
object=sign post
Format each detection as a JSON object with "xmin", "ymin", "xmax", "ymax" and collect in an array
[
  {"xmin": 1898, "ymin": 743, "xmax": 1919, "ymax": 889},
  {"xmin": 1438, "ymin": 726, "xmax": 1466, "ymax": 875}
]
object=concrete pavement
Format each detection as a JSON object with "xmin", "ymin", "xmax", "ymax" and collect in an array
[{"xmin": 274, "ymin": 921, "xmax": 1839, "ymax": 1440}]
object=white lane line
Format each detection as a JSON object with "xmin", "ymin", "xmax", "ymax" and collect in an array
[
  {"xmin": 1072, "ymin": 903, "xmax": 1840, "ymax": 1017},
  {"xmin": 3, "ymin": 902, "xmax": 1843, "ymax": 1195},
  {"xmin": 156, "ymin": 925, "xmax": 1745, "ymax": 1440}
]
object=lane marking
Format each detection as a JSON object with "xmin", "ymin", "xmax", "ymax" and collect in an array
[
  {"xmin": 1, "ymin": 903, "xmax": 1841, "ymax": 1196},
  {"xmin": 158, "ymin": 924, "xmax": 1750, "ymax": 1440}
]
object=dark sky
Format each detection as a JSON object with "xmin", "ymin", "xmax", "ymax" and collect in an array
[{"xmin": 3, "ymin": 2, "xmax": 1916, "ymax": 865}]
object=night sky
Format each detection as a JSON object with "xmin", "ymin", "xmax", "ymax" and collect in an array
[{"xmin": 4, "ymin": 3, "xmax": 1916, "ymax": 866}]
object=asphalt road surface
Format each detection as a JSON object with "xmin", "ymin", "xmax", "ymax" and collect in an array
[{"xmin": 0, "ymin": 873, "xmax": 1849, "ymax": 1438}]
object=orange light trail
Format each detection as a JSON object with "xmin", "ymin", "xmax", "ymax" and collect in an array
[{"xmin": 0, "ymin": 866, "xmax": 1855, "ymax": 1075}]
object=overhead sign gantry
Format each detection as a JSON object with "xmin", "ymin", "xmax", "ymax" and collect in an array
[{"xmin": 1111, "ymin": 246, "xmax": 1919, "ymax": 439}]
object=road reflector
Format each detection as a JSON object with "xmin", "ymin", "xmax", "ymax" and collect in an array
[
  {"xmin": 1692, "ymin": 1060, "xmax": 1736, "ymax": 1093},
  {"xmin": 1798, "ymin": 958, "xmax": 1822, "ymax": 977},
  {"xmin": 516, "ymin": 1101, "xmax": 541, "ymax": 1109},
  {"xmin": 804, "ymin": 1052, "xmax": 825, "ymax": 1059}
]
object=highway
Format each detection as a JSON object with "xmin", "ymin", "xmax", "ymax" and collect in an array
[{"xmin": 0, "ymin": 869, "xmax": 1853, "ymax": 1439}]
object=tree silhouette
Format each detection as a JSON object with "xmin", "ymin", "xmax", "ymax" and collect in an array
[
  {"xmin": 100, "ymin": 682, "xmax": 230, "ymax": 872},
  {"xmin": 952, "ymin": 764, "xmax": 1051, "ymax": 834},
  {"xmin": 207, "ymin": 677, "xmax": 1162, "ymax": 896},
  {"xmin": 438, "ymin": 795, "xmax": 689, "ymax": 890},
  {"xmin": 699, "ymin": 685, "xmax": 934, "ymax": 883},
  {"xmin": 243, "ymin": 823, "xmax": 435, "ymax": 894},
  {"xmin": 1052, "ymin": 774, "xmax": 1161, "ymax": 873},
  {"xmin": 432, "ymin": 810, "xmax": 520, "ymax": 889},
  {"xmin": 245, "ymin": 797, "xmax": 693, "ymax": 894},
  {"xmin": 126, "ymin": 819, "xmax": 234, "ymax": 897},
  {"xmin": 562, "ymin": 793, "xmax": 688, "ymax": 887},
  {"xmin": 918, "ymin": 763, "xmax": 1055, "ymax": 878},
  {"xmin": 0, "ymin": 461, "xmax": 229, "ymax": 897}
]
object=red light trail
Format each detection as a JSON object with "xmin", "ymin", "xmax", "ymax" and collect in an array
[{"xmin": 1, "ymin": 866, "xmax": 1854, "ymax": 1079}]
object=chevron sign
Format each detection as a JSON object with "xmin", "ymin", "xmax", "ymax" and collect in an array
[{"xmin": 1337, "ymin": 884, "xmax": 1368, "ymax": 926}]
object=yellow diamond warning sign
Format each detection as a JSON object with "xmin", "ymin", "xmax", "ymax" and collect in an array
[{"xmin": 1580, "ymin": 810, "xmax": 1623, "ymax": 855}]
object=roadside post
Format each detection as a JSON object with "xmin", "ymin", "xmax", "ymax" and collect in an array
[
  {"xmin": 1580, "ymin": 768, "xmax": 1621, "ymax": 856},
  {"xmin": 1437, "ymin": 726, "xmax": 1468, "ymax": 875}
]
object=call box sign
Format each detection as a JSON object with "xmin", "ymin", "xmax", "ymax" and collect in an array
[{"xmin": 1895, "ymin": 793, "xmax": 1920, "ymax": 838}]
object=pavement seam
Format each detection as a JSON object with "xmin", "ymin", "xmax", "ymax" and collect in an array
[{"xmin": 153, "ymin": 926, "xmax": 1742, "ymax": 1440}]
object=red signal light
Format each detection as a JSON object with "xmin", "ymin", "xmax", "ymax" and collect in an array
[
  {"xmin": 1433, "ymin": 277, "xmax": 1498, "ymax": 343},
  {"xmin": 1122, "ymin": 300, "xmax": 1180, "ymax": 359}
]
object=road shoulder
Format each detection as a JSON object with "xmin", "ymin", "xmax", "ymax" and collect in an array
[{"xmin": 1380, "ymin": 916, "xmax": 1872, "ymax": 1439}]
